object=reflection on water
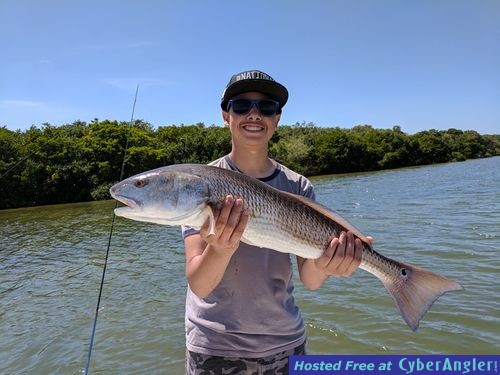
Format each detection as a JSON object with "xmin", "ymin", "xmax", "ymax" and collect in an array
[{"xmin": 1, "ymin": 157, "xmax": 499, "ymax": 373}]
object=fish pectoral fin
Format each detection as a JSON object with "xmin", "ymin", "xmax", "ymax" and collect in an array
[{"xmin": 202, "ymin": 206, "xmax": 216, "ymax": 235}]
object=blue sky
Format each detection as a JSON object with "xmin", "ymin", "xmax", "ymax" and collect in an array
[{"xmin": 1, "ymin": 0, "xmax": 499, "ymax": 134}]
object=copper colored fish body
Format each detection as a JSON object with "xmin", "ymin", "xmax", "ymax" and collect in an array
[{"xmin": 110, "ymin": 164, "xmax": 463, "ymax": 331}]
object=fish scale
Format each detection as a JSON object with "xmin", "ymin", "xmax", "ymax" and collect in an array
[
  {"xmin": 110, "ymin": 163, "xmax": 463, "ymax": 331},
  {"xmin": 201, "ymin": 165, "xmax": 337, "ymax": 258}
]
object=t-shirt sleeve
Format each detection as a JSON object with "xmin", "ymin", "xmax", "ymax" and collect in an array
[
  {"xmin": 300, "ymin": 176, "xmax": 316, "ymax": 201},
  {"xmin": 182, "ymin": 225, "xmax": 200, "ymax": 239}
]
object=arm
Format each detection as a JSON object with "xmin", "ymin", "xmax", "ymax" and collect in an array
[
  {"xmin": 184, "ymin": 195, "xmax": 249, "ymax": 298},
  {"xmin": 298, "ymin": 231, "xmax": 370, "ymax": 290}
]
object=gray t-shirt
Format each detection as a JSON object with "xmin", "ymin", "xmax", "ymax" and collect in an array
[{"xmin": 182, "ymin": 156, "xmax": 315, "ymax": 357}]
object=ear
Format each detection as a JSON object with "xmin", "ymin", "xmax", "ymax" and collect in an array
[
  {"xmin": 222, "ymin": 110, "xmax": 230, "ymax": 127},
  {"xmin": 275, "ymin": 113, "xmax": 281, "ymax": 128}
]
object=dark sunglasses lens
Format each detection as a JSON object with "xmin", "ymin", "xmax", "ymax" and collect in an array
[
  {"xmin": 231, "ymin": 99, "xmax": 252, "ymax": 114},
  {"xmin": 257, "ymin": 100, "xmax": 278, "ymax": 116},
  {"xmin": 230, "ymin": 99, "xmax": 278, "ymax": 116}
]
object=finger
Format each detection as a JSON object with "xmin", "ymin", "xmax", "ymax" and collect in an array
[
  {"xmin": 229, "ymin": 207, "xmax": 249, "ymax": 245},
  {"xmin": 339, "ymin": 231, "xmax": 358, "ymax": 276},
  {"xmin": 316, "ymin": 237, "xmax": 339, "ymax": 269},
  {"xmin": 202, "ymin": 195, "xmax": 232, "ymax": 239},
  {"xmin": 348, "ymin": 238, "xmax": 363, "ymax": 274},
  {"xmin": 214, "ymin": 195, "xmax": 234, "ymax": 233},
  {"xmin": 325, "ymin": 232, "xmax": 347, "ymax": 275},
  {"xmin": 218, "ymin": 198, "xmax": 244, "ymax": 243},
  {"xmin": 366, "ymin": 236, "xmax": 374, "ymax": 245},
  {"xmin": 227, "ymin": 198, "xmax": 244, "ymax": 227},
  {"xmin": 333, "ymin": 231, "xmax": 351, "ymax": 275},
  {"xmin": 343, "ymin": 231, "xmax": 356, "ymax": 273}
]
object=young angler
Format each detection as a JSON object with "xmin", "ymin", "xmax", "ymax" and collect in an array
[{"xmin": 182, "ymin": 70, "xmax": 366, "ymax": 374}]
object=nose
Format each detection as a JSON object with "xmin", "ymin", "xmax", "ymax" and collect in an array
[{"xmin": 246, "ymin": 103, "xmax": 262, "ymax": 120}]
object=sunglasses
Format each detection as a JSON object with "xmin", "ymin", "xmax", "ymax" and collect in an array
[{"xmin": 227, "ymin": 99, "xmax": 280, "ymax": 116}]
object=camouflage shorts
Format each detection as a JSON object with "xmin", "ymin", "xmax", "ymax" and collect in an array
[{"xmin": 185, "ymin": 342, "xmax": 306, "ymax": 375}]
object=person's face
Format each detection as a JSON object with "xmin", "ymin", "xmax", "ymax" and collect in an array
[{"xmin": 222, "ymin": 91, "xmax": 281, "ymax": 146}]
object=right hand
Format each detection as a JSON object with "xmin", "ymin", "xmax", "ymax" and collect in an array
[
  {"xmin": 199, "ymin": 195, "xmax": 249, "ymax": 255},
  {"xmin": 314, "ymin": 231, "xmax": 366, "ymax": 277}
]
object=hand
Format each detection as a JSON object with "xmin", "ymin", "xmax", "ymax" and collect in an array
[
  {"xmin": 315, "ymin": 231, "xmax": 371, "ymax": 277},
  {"xmin": 199, "ymin": 195, "xmax": 249, "ymax": 255}
]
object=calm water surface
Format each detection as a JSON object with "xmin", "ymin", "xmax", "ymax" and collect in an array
[{"xmin": 1, "ymin": 157, "xmax": 499, "ymax": 374}]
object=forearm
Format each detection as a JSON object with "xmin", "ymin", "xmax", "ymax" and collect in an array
[
  {"xmin": 184, "ymin": 195, "xmax": 248, "ymax": 298},
  {"xmin": 298, "ymin": 231, "xmax": 365, "ymax": 290},
  {"xmin": 186, "ymin": 244, "xmax": 234, "ymax": 298},
  {"xmin": 298, "ymin": 257, "xmax": 329, "ymax": 290}
]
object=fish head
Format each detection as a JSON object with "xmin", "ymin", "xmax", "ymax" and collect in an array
[{"xmin": 109, "ymin": 168, "xmax": 210, "ymax": 225}]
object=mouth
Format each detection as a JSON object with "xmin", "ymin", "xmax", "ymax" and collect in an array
[
  {"xmin": 113, "ymin": 194, "xmax": 140, "ymax": 209},
  {"xmin": 113, "ymin": 196, "xmax": 141, "ymax": 218},
  {"xmin": 242, "ymin": 124, "xmax": 265, "ymax": 133}
]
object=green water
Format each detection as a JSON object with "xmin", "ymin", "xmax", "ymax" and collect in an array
[{"xmin": 1, "ymin": 157, "xmax": 499, "ymax": 374}]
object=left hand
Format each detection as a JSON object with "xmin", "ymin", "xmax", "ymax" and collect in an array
[{"xmin": 314, "ymin": 231, "xmax": 369, "ymax": 277}]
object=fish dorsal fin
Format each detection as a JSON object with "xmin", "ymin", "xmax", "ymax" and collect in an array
[{"xmin": 280, "ymin": 191, "xmax": 371, "ymax": 244}]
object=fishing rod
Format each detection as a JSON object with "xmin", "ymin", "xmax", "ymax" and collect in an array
[{"xmin": 84, "ymin": 84, "xmax": 139, "ymax": 375}]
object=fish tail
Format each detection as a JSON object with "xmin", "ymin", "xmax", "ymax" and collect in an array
[{"xmin": 372, "ymin": 258, "xmax": 463, "ymax": 331}]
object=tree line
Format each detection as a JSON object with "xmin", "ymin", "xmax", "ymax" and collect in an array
[{"xmin": 0, "ymin": 119, "xmax": 498, "ymax": 209}]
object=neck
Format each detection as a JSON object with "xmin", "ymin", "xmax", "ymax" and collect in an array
[{"xmin": 228, "ymin": 144, "xmax": 275, "ymax": 178}]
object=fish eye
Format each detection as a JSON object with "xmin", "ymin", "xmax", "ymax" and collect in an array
[{"xmin": 134, "ymin": 178, "xmax": 148, "ymax": 188}]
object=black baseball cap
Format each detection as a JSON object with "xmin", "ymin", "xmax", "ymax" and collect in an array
[{"xmin": 221, "ymin": 70, "xmax": 288, "ymax": 112}]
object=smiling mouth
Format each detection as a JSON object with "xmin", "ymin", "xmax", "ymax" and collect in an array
[{"xmin": 242, "ymin": 124, "xmax": 264, "ymax": 132}]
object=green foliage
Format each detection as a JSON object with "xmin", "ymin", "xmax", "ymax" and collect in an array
[
  {"xmin": 270, "ymin": 125, "xmax": 317, "ymax": 175},
  {"xmin": 91, "ymin": 182, "xmax": 114, "ymax": 201},
  {"xmin": 0, "ymin": 120, "xmax": 497, "ymax": 209}
]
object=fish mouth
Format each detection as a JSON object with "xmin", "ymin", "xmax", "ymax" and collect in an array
[
  {"xmin": 113, "ymin": 196, "xmax": 141, "ymax": 219},
  {"xmin": 112, "ymin": 194, "xmax": 141, "ymax": 209}
]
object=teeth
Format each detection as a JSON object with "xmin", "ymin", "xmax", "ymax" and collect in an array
[{"xmin": 243, "ymin": 125, "xmax": 264, "ymax": 132}]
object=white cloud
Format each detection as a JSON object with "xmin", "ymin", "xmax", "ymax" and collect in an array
[
  {"xmin": 0, "ymin": 99, "xmax": 49, "ymax": 111},
  {"xmin": 0, "ymin": 99, "xmax": 77, "ymax": 130},
  {"xmin": 104, "ymin": 78, "xmax": 167, "ymax": 92}
]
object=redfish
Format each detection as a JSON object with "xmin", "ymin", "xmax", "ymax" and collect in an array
[{"xmin": 110, "ymin": 164, "xmax": 463, "ymax": 330}]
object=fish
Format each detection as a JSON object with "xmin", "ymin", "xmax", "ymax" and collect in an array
[{"xmin": 110, "ymin": 163, "xmax": 463, "ymax": 331}]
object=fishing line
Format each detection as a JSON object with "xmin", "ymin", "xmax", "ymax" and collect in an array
[
  {"xmin": 0, "ymin": 149, "xmax": 36, "ymax": 180},
  {"xmin": 84, "ymin": 84, "xmax": 139, "ymax": 375}
]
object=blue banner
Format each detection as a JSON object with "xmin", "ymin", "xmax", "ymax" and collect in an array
[{"xmin": 289, "ymin": 355, "xmax": 499, "ymax": 375}]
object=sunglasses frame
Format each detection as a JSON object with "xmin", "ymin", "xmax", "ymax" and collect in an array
[{"xmin": 227, "ymin": 99, "xmax": 280, "ymax": 117}]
